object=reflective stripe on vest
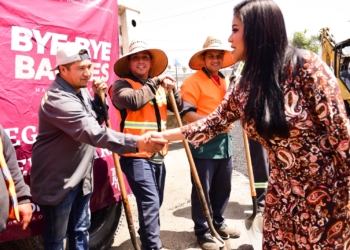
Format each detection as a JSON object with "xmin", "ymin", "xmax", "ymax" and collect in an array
[
  {"xmin": 119, "ymin": 78, "xmax": 169, "ymax": 158},
  {"xmin": 124, "ymin": 121, "xmax": 167, "ymax": 130}
]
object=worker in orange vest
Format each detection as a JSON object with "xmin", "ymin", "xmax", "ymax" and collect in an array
[
  {"xmin": 180, "ymin": 36, "xmax": 240, "ymax": 250},
  {"xmin": 109, "ymin": 39, "xmax": 183, "ymax": 250}
]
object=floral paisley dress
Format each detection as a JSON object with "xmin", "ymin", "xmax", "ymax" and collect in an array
[{"xmin": 180, "ymin": 49, "xmax": 350, "ymax": 249}]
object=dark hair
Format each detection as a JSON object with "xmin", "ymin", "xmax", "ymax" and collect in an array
[
  {"xmin": 60, "ymin": 62, "xmax": 74, "ymax": 71},
  {"xmin": 234, "ymin": 0, "xmax": 290, "ymax": 139}
]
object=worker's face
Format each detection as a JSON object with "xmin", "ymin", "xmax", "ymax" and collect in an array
[
  {"xmin": 128, "ymin": 51, "xmax": 152, "ymax": 79},
  {"xmin": 59, "ymin": 59, "xmax": 92, "ymax": 92},
  {"xmin": 228, "ymin": 15, "xmax": 246, "ymax": 63},
  {"xmin": 202, "ymin": 50, "xmax": 224, "ymax": 76}
]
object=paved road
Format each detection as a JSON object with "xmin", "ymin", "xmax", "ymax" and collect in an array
[{"xmin": 110, "ymin": 121, "xmax": 257, "ymax": 250}]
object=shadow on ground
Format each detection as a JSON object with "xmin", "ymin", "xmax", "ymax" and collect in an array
[
  {"xmin": 172, "ymin": 201, "xmax": 253, "ymax": 221},
  {"xmin": 109, "ymin": 230, "xmax": 253, "ymax": 250}
]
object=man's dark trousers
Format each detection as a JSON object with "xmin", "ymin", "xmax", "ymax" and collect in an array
[
  {"xmin": 191, "ymin": 157, "xmax": 233, "ymax": 238},
  {"xmin": 120, "ymin": 157, "xmax": 166, "ymax": 250}
]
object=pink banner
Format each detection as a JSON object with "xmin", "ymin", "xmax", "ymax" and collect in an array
[{"xmin": 0, "ymin": 0, "xmax": 129, "ymax": 241}]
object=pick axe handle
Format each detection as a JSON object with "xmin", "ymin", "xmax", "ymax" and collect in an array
[
  {"xmin": 241, "ymin": 129, "xmax": 258, "ymax": 220},
  {"xmin": 99, "ymin": 90, "xmax": 140, "ymax": 250},
  {"xmin": 168, "ymin": 91, "xmax": 225, "ymax": 248},
  {"xmin": 241, "ymin": 130, "xmax": 256, "ymax": 197}
]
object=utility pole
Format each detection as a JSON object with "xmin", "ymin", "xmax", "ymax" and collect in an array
[
  {"xmin": 174, "ymin": 58, "xmax": 179, "ymax": 90},
  {"xmin": 175, "ymin": 65, "xmax": 178, "ymax": 89}
]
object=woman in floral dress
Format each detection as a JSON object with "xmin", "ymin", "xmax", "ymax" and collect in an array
[{"xmin": 149, "ymin": 0, "xmax": 350, "ymax": 249}]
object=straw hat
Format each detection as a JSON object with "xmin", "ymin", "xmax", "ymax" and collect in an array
[
  {"xmin": 189, "ymin": 36, "xmax": 234, "ymax": 70},
  {"xmin": 114, "ymin": 39, "xmax": 168, "ymax": 78}
]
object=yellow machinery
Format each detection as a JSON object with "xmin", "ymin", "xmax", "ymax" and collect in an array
[{"xmin": 320, "ymin": 27, "xmax": 350, "ymax": 114}]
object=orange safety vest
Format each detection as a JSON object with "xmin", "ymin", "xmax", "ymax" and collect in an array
[{"xmin": 117, "ymin": 78, "xmax": 169, "ymax": 158}]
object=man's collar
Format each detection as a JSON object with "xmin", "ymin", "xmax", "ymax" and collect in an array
[
  {"xmin": 201, "ymin": 67, "xmax": 225, "ymax": 79},
  {"xmin": 55, "ymin": 74, "xmax": 78, "ymax": 94}
]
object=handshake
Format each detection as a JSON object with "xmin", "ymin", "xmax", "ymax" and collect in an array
[
  {"xmin": 135, "ymin": 129, "xmax": 183, "ymax": 153},
  {"xmin": 136, "ymin": 131, "xmax": 168, "ymax": 153}
]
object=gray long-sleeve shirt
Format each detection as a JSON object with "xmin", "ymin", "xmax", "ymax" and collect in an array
[
  {"xmin": 31, "ymin": 75, "xmax": 138, "ymax": 206},
  {"xmin": 0, "ymin": 125, "xmax": 31, "ymax": 232}
]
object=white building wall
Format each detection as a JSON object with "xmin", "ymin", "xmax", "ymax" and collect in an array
[{"xmin": 118, "ymin": 0, "xmax": 140, "ymax": 56}]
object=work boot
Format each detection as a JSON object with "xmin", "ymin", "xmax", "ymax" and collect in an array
[
  {"xmin": 197, "ymin": 235, "xmax": 219, "ymax": 250},
  {"xmin": 216, "ymin": 223, "xmax": 241, "ymax": 239}
]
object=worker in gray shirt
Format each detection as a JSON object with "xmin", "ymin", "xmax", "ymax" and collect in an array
[{"xmin": 31, "ymin": 42, "xmax": 166, "ymax": 250}]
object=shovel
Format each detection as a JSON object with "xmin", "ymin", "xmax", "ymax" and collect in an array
[
  {"xmin": 168, "ymin": 91, "xmax": 228, "ymax": 250},
  {"xmin": 241, "ymin": 129, "xmax": 263, "ymax": 250},
  {"xmin": 99, "ymin": 90, "xmax": 140, "ymax": 250}
]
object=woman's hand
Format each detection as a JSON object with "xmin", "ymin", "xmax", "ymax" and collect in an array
[{"xmin": 137, "ymin": 132, "xmax": 168, "ymax": 153}]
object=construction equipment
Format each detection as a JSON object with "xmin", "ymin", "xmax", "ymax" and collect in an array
[{"xmin": 320, "ymin": 27, "xmax": 350, "ymax": 115}]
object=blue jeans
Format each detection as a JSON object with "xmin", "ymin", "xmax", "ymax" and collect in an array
[
  {"xmin": 120, "ymin": 157, "xmax": 166, "ymax": 250},
  {"xmin": 191, "ymin": 157, "xmax": 233, "ymax": 238},
  {"xmin": 40, "ymin": 183, "xmax": 92, "ymax": 250}
]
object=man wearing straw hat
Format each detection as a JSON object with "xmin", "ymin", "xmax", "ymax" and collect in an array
[
  {"xmin": 180, "ymin": 36, "xmax": 240, "ymax": 250},
  {"xmin": 109, "ymin": 39, "xmax": 183, "ymax": 250}
]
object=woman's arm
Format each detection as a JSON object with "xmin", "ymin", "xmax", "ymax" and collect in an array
[
  {"xmin": 181, "ymin": 84, "xmax": 241, "ymax": 147},
  {"xmin": 308, "ymin": 53, "xmax": 350, "ymax": 167},
  {"xmin": 147, "ymin": 127, "xmax": 184, "ymax": 143},
  {"xmin": 150, "ymin": 84, "xmax": 241, "ymax": 146}
]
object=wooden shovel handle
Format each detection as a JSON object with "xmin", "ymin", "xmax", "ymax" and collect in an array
[{"xmin": 241, "ymin": 129, "xmax": 256, "ymax": 197}]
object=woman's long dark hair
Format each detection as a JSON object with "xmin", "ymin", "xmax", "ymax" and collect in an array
[{"xmin": 234, "ymin": 0, "xmax": 291, "ymax": 140}]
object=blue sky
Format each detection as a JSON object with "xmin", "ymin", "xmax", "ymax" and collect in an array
[{"xmin": 135, "ymin": 0, "xmax": 350, "ymax": 67}]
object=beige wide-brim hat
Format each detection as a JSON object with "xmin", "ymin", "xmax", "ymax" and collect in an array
[
  {"xmin": 189, "ymin": 36, "xmax": 234, "ymax": 70},
  {"xmin": 114, "ymin": 39, "xmax": 168, "ymax": 78}
]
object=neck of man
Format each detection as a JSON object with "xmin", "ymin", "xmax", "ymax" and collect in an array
[
  {"xmin": 131, "ymin": 71, "xmax": 149, "ymax": 81},
  {"xmin": 59, "ymin": 73, "xmax": 81, "ymax": 93}
]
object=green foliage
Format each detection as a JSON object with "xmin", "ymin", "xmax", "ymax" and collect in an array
[
  {"xmin": 182, "ymin": 66, "xmax": 187, "ymax": 73},
  {"xmin": 289, "ymin": 29, "xmax": 320, "ymax": 54}
]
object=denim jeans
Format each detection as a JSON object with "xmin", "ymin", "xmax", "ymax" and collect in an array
[
  {"xmin": 120, "ymin": 157, "xmax": 166, "ymax": 250},
  {"xmin": 40, "ymin": 183, "xmax": 92, "ymax": 250}
]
